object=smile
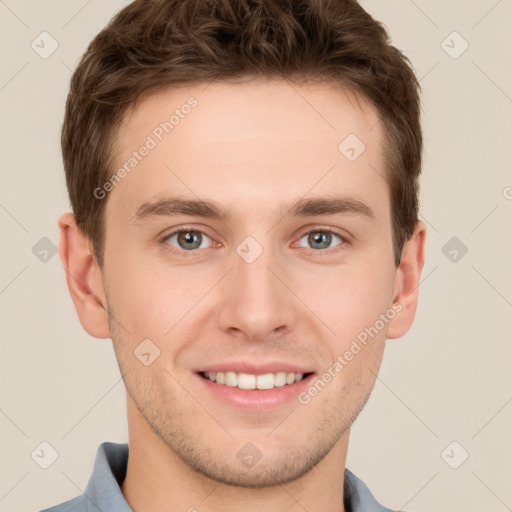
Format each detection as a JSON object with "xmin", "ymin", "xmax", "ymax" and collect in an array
[{"xmin": 199, "ymin": 371, "xmax": 312, "ymax": 390}]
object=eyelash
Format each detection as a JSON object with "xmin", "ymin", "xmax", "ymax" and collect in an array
[{"xmin": 159, "ymin": 226, "xmax": 349, "ymax": 257}]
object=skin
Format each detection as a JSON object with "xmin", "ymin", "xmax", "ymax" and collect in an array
[{"xmin": 59, "ymin": 79, "xmax": 426, "ymax": 512}]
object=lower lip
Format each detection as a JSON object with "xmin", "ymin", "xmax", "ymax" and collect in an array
[{"xmin": 196, "ymin": 373, "xmax": 315, "ymax": 410}]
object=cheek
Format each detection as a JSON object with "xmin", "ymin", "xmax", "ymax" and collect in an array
[
  {"xmin": 104, "ymin": 249, "xmax": 215, "ymax": 339},
  {"xmin": 296, "ymin": 260, "xmax": 394, "ymax": 338},
  {"xmin": 323, "ymin": 263, "xmax": 393, "ymax": 387}
]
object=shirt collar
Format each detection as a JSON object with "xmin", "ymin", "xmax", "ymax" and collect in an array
[
  {"xmin": 84, "ymin": 442, "xmax": 131, "ymax": 512},
  {"xmin": 84, "ymin": 442, "xmax": 393, "ymax": 512}
]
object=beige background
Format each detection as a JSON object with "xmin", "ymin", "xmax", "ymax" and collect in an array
[{"xmin": 1, "ymin": 1, "xmax": 511, "ymax": 511}]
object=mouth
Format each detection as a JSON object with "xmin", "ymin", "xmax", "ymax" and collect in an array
[
  {"xmin": 198, "ymin": 370, "xmax": 314, "ymax": 390},
  {"xmin": 193, "ymin": 362, "xmax": 316, "ymax": 409}
]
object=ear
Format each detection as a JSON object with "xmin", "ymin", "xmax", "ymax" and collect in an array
[
  {"xmin": 386, "ymin": 221, "xmax": 427, "ymax": 339},
  {"xmin": 58, "ymin": 212, "xmax": 111, "ymax": 339}
]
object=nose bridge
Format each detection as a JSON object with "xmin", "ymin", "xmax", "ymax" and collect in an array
[
  {"xmin": 217, "ymin": 236, "xmax": 296, "ymax": 339},
  {"xmin": 233, "ymin": 238, "xmax": 283, "ymax": 310}
]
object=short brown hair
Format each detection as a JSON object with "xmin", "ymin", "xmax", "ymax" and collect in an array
[{"xmin": 62, "ymin": 0, "xmax": 422, "ymax": 268}]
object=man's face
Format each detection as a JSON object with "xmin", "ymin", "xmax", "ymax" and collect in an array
[{"xmin": 101, "ymin": 79, "xmax": 398, "ymax": 486}]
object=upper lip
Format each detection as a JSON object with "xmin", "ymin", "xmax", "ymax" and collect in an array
[{"xmin": 196, "ymin": 362, "xmax": 314, "ymax": 375}]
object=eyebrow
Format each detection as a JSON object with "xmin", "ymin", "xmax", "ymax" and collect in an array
[{"xmin": 131, "ymin": 195, "xmax": 375, "ymax": 223}]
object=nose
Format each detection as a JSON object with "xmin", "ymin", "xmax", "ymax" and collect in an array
[{"xmin": 216, "ymin": 243, "xmax": 297, "ymax": 342}]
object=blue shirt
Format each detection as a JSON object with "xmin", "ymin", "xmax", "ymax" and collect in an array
[{"xmin": 39, "ymin": 442, "xmax": 398, "ymax": 512}]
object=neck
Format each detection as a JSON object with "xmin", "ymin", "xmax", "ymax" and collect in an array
[{"xmin": 121, "ymin": 399, "xmax": 349, "ymax": 512}]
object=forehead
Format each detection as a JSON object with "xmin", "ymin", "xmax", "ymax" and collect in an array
[{"xmin": 108, "ymin": 79, "xmax": 387, "ymax": 221}]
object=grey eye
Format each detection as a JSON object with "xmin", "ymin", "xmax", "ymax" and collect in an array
[
  {"xmin": 298, "ymin": 231, "xmax": 343, "ymax": 250},
  {"xmin": 166, "ymin": 230, "xmax": 212, "ymax": 251}
]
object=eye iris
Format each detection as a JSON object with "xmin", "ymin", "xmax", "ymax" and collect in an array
[
  {"xmin": 308, "ymin": 231, "xmax": 331, "ymax": 249},
  {"xmin": 178, "ymin": 231, "xmax": 202, "ymax": 250}
]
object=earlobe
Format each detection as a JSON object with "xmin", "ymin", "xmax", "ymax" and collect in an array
[
  {"xmin": 386, "ymin": 221, "xmax": 427, "ymax": 339},
  {"xmin": 58, "ymin": 212, "xmax": 111, "ymax": 339}
]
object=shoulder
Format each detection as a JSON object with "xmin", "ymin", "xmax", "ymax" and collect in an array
[
  {"xmin": 344, "ymin": 468, "xmax": 403, "ymax": 512},
  {"xmin": 38, "ymin": 494, "xmax": 88, "ymax": 512},
  {"xmin": 37, "ymin": 441, "xmax": 129, "ymax": 512}
]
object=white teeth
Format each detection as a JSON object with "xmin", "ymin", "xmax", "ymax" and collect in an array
[
  {"xmin": 225, "ymin": 371, "xmax": 237, "ymax": 387},
  {"xmin": 256, "ymin": 373, "xmax": 274, "ymax": 390},
  {"xmin": 203, "ymin": 371, "xmax": 306, "ymax": 389},
  {"xmin": 274, "ymin": 372, "xmax": 287, "ymax": 387},
  {"xmin": 238, "ymin": 373, "xmax": 256, "ymax": 390}
]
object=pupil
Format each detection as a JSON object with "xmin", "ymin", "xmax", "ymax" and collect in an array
[
  {"xmin": 309, "ymin": 232, "xmax": 330, "ymax": 249},
  {"xmin": 179, "ymin": 231, "xmax": 201, "ymax": 250}
]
